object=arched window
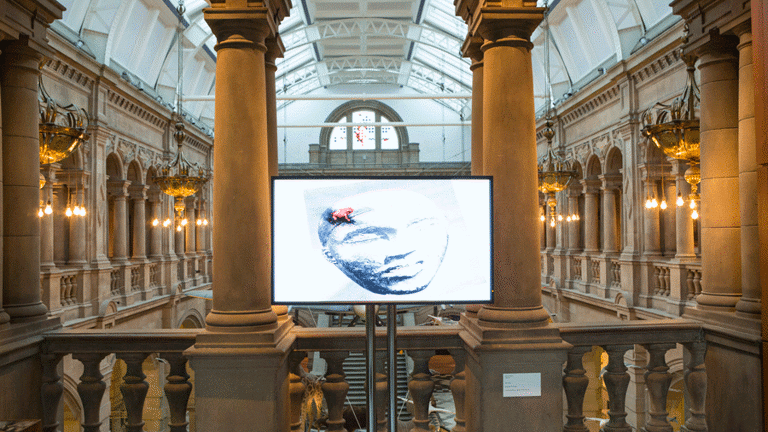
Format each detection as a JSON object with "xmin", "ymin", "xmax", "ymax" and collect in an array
[{"xmin": 320, "ymin": 101, "xmax": 408, "ymax": 152}]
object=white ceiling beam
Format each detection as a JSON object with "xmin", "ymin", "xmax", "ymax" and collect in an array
[
  {"xmin": 184, "ymin": 93, "xmax": 473, "ymax": 101},
  {"xmin": 278, "ymin": 121, "xmax": 470, "ymax": 127}
]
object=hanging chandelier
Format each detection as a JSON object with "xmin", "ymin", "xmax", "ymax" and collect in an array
[
  {"xmin": 39, "ymin": 73, "xmax": 90, "ymax": 165},
  {"xmin": 641, "ymin": 25, "xmax": 700, "ymax": 219},
  {"xmin": 153, "ymin": 0, "xmax": 208, "ymax": 224}
]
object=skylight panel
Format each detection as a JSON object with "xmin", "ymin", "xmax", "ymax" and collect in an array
[{"xmin": 422, "ymin": 5, "xmax": 466, "ymax": 39}]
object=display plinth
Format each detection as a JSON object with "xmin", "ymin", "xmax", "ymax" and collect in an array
[{"xmin": 460, "ymin": 315, "xmax": 571, "ymax": 432}]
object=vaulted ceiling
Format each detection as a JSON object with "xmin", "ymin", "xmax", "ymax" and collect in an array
[{"xmin": 52, "ymin": 0, "xmax": 677, "ymax": 132}]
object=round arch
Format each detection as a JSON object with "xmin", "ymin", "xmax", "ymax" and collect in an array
[
  {"xmin": 178, "ymin": 309, "xmax": 205, "ymax": 329},
  {"xmin": 319, "ymin": 100, "xmax": 409, "ymax": 150},
  {"xmin": 604, "ymin": 146, "xmax": 623, "ymax": 175}
]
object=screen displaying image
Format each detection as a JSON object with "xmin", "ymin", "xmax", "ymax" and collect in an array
[{"xmin": 272, "ymin": 177, "xmax": 492, "ymax": 304}]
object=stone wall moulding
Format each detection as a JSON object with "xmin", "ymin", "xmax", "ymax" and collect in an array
[
  {"xmin": 671, "ymin": 0, "xmax": 751, "ymax": 53},
  {"xmin": 0, "ymin": 0, "xmax": 64, "ymax": 52}
]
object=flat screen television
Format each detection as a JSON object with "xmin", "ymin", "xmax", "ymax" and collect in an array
[{"xmin": 271, "ymin": 176, "xmax": 493, "ymax": 305}]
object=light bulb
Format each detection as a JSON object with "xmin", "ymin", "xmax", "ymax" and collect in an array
[
  {"xmin": 176, "ymin": 225, "xmax": 182, "ymax": 232},
  {"xmin": 645, "ymin": 199, "xmax": 652, "ymax": 209},
  {"xmin": 73, "ymin": 206, "xmax": 80, "ymax": 216},
  {"xmin": 203, "ymin": 219, "xmax": 208, "ymax": 226},
  {"xmin": 44, "ymin": 203, "xmax": 53, "ymax": 215},
  {"xmin": 163, "ymin": 219, "xmax": 171, "ymax": 227},
  {"xmin": 575, "ymin": 214, "xmax": 580, "ymax": 221},
  {"xmin": 566, "ymin": 216, "xmax": 572, "ymax": 222},
  {"xmin": 651, "ymin": 198, "xmax": 658, "ymax": 208},
  {"xmin": 540, "ymin": 215, "xmax": 545, "ymax": 222},
  {"xmin": 80, "ymin": 207, "xmax": 86, "ymax": 216},
  {"xmin": 690, "ymin": 199, "xmax": 696, "ymax": 209},
  {"xmin": 660, "ymin": 200, "xmax": 667, "ymax": 210},
  {"xmin": 550, "ymin": 219, "xmax": 556, "ymax": 227},
  {"xmin": 181, "ymin": 218, "xmax": 188, "ymax": 226},
  {"xmin": 38, "ymin": 209, "xmax": 44, "ymax": 218},
  {"xmin": 557, "ymin": 214, "xmax": 563, "ymax": 221},
  {"xmin": 677, "ymin": 195, "xmax": 684, "ymax": 206},
  {"xmin": 65, "ymin": 207, "xmax": 73, "ymax": 217},
  {"xmin": 691, "ymin": 209, "xmax": 699, "ymax": 220},
  {"xmin": 152, "ymin": 219, "xmax": 159, "ymax": 226},
  {"xmin": 196, "ymin": 219, "xmax": 202, "ymax": 226}
]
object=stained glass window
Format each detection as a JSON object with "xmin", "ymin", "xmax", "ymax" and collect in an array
[
  {"xmin": 352, "ymin": 110, "xmax": 376, "ymax": 149},
  {"xmin": 329, "ymin": 122, "xmax": 347, "ymax": 150},
  {"xmin": 380, "ymin": 117, "xmax": 399, "ymax": 149}
]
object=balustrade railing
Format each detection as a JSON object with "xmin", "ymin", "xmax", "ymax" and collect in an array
[
  {"xmin": 590, "ymin": 258, "xmax": 600, "ymax": 283},
  {"xmin": 130, "ymin": 266, "xmax": 143, "ymax": 292},
  {"xmin": 558, "ymin": 320, "xmax": 707, "ymax": 432},
  {"xmin": 610, "ymin": 261, "xmax": 621, "ymax": 288},
  {"xmin": 686, "ymin": 266, "xmax": 702, "ymax": 301},
  {"xmin": 571, "ymin": 256, "xmax": 583, "ymax": 281},
  {"xmin": 653, "ymin": 265, "xmax": 671, "ymax": 297},
  {"xmin": 110, "ymin": 269, "xmax": 123, "ymax": 296},
  {"xmin": 149, "ymin": 263, "xmax": 159, "ymax": 288},
  {"xmin": 42, "ymin": 330, "xmax": 199, "ymax": 432},
  {"xmin": 60, "ymin": 273, "xmax": 78, "ymax": 307}
]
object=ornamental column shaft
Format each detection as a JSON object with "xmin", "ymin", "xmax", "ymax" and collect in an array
[
  {"xmin": 204, "ymin": 5, "xmax": 277, "ymax": 331},
  {"xmin": 568, "ymin": 192, "xmax": 581, "ymax": 251},
  {"xmin": 40, "ymin": 179, "xmax": 55, "ymax": 268},
  {"xmin": 463, "ymin": 36, "xmax": 484, "ymax": 175},
  {"xmin": 196, "ymin": 200, "xmax": 204, "ymax": 251},
  {"xmin": 108, "ymin": 181, "xmax": 130, "ymax": 262},
  {"xmin": 69, "ymin": 185, "xmax": 87, "ymax": 264},
  {"xmin": 643, "ymin": 179, "xmax": 661, "ymax": 255},
  {"xmin": 475, "ymin": 7, "xmax": 551, "ymax": 326},
  {"xmin": 185, "ymin": 197, "xmax": 196, "ymax": 255},
  {"xmin": 0, "ymin": 45, "xmax": 5, "ymax": 328},
  {"xmin": 130, "ymin": 186, "xmax": 147, "ymax": 260},
  {"xmin": 601, "ymin": 175, "xmax": 620, "ymax": 253},
  {"xmin": 1, "ymin": 40, "xmax": 49, "ymax": 321},
  {"xmin": 266, "ymin": 37, "xmax": 282, "ymax": 178},
  {"xmin": 674, "ymin": 162, "xmax": 695, "ymax": 258},
  {"xmin": 696, "ymin": 35, "xmax": 742, "ymax": 310},
  {"xmin": 546, "ymin": 202, "xmax": 556, "ymax": 250},
  {"xmin": 148, "ymin": 193, "xmax": 162, "ymax": 258},
  {"xmin": 582, "ymin": 180, "xmax": 600, "ymax": 253},
  {"xmin": 735, "ymin": 27, "xmax": 760, "ymax": 315}
]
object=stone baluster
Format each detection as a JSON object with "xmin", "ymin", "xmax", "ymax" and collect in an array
[
  {"xmin": 600, "ymin": 345, "xmax": 633, "ymax": 432},
  {"xmin": 563, "ymin": 347, "xmax": 591, "ymax": 432},
  {"xmin": 118, "ymin": 353, "xmax": 151, "ymax": 432},
  {"xmin": 682, "ymin": 341, "xmax": 708, "ymax": 432},
  {"xmin": 321, "ymin": 351, "xmax": 350, "ymax": 431},
  {"xmin": 408, "ymin": 350, "xmax": 435, "ymax": 432},
  {"xmin": 449, "ymin": 349, "xmax": 466, "ymax": 432},
  {"xmin": 288, "ymin": 352, "xmax": 307, "ymax": 432},
  {"xmin": 643, "ymin": 343, "xmax": 675, "ymax": 432},
  {"xmin": 74, "ymin": 353, "xmax": 108, "ymax": 432},
  {"xmin": 41, "ymin": 353, "xmax": 64, "ymax": 432},
  {"xmin": 162, "ymin": 352, "xmax": 193, "ymax": 432}
]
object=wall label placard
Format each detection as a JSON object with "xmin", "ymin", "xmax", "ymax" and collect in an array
[{"xmin": 502, "ymin": 373, "xmax": 541, "ymax": 397}]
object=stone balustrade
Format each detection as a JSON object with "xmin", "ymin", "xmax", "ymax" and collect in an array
[
  {"xmin": 42, "ymin": 330, "xmax": 199, "ymax": 432},
  {"xmin": 558, "ymin": 320, "xmax": 707, "ymax": 432}
]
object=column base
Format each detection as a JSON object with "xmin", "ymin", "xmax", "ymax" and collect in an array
[
  {"xmin": 186, "ymin": 318, "xmax": 294, "ymax": 432},
  {"xmin": 695, "ymin": 292, "xmax": 740, "ymax": 310},
  {"xmin": 5, "ymin": 301, "xmax": 49, "ymax": 323},
  {"xmin": 735, "ymin": 297, "xmax": 761, "ymax": 315},
  {"xmin": 205, "ymin": 307, "xmax": 280, "ymax": 333},
  {"xmin": 477, "ymin": 305, "xmax": 551, "ymax": 328},
  {"xmin": 460, "ymin": 316, "xmax": 569, "ymax": 432}
]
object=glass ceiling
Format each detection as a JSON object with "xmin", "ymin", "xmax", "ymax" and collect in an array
[{"xmin": 51, "ymin": 0, "xmax": 677, "ymax": 132}]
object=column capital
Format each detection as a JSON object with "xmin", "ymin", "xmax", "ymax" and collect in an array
[
  {"xmin": 185, "ymin": 195, "xmax": 199, "ymax": 208},
  {"xmin": 129, "ymin": 185, "xmax": 149, "ymax": 201},
  {"xmin": 204, "ymin": 5, "xmax": 279, "ymax": 51},
  {"xmin": 107, "ymin": 180, "xmax": 131, "ymax": 198},
  {"xmin": 694, "ymin": 32, "xmax": 738, "ymax": 60},
  {"xmin": 599, "ymin": 174, "xmax": 622, "ymax": 191},
  {"xmin": 147, "ymin": 190, "xmax": 164, "ymax": 203},
  {"xmin": 265, "ymin": 35, "xmax": 285, "ymax": 67},
  {"xmin": 581, "ymin": 178, "xmax": 601, "ymax": 194},
  {"xmin": 461, "ymin": 35, "xmax": 484, "ymax": 63},
  {"xmin": 473, "ymin": 6, "xmax": 545, "ymax": 47}
]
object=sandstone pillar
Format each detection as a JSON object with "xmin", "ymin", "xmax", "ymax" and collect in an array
[
  {"xmin": 148, "ymin": 192, "xmax": 162, "ymax": 258},
  {"xmin": 568, "ymin": 191, "xmax": 581, "ymax": 251},
  {"xmin": 734, "ymin": 27, "xmax": 760, "ymax": 315},
  {"xmin": 546, "ymin": 202, "xmax": 556, "ymax": 251},
  {"xmin": 643, "ymin": 178, "xmax": 661, "ymax": 255},
  {"xmin": 40, "ymin": 176, "xmax": 55, "ymax": 268},
  {"xmin": 0, "ymin": 45, "xmax": 5, "ymax": 328},
  {"xmin": 108, "ymin": 180, "xmax": 130, "ymax": 262},
  {"xmin": 600, "ymin": 175, "xmax": 621, "ymax": 253},
  {"xmin": 130, "ymin": 185, "xmax": 148, "ymax": 260},
  {"xmin": 174, "ymin": 199, "xmax": 185, "ymax": 258},
  {"xmin": 195, "ymin": 199, "xmax": 205, "ymax": 252},
  {"xmin": 673, "ymin": 161, "xmax": 695, "ymax": 259},
  {"xmin": 582, "ymin": 180, "xmax": 600, "ymax": 253},
  {"xmin": 68, "ymin": 181, "xmax": 87, "ymax": 265},
  {"xmin": 696, "ymin": 35, "xmax": 742, "ymax": 310},
  {"xmin": 463, "ymin": 36, "xmax": 484, "ymax": 176},
  {"xmin": 185, "ymin": 197, "xmax": 196, "ymax": 255},
  {"xmin": 265, "ymin": 37, "xmax": 282, "ymax": 178},
  {"xmin": 201, "ymin": 3, "xmax": 279, "ymax": 331},
  {"xmin": 1, "ymin": 40, "xmax": 49, "ymax": 321}
]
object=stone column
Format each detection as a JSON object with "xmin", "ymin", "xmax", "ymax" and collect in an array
[
  {"xmin": 108, "ymin": 180, "xmax": 130, "ymax": 262},
  {"xmin": 68, "ymin": 179, "xmax": 87, "ymax": 265},
  {"xmin": 196, "ymin": 199, "xmax": 205, "ymax": 252},
  {"xmin": 174, "ymin": 199, "xmax": 185, "ymax": 258},
  {"xmin": 148, "ymin": 191, "xmax": 162, "ymax": 258},
  {"xmin": 600, "ymin": 175, "xmax": 621, "ymax": 254},
  {"xmin": 185, "ymin": 197, "xmax": 196, "ymax": 255},
  {"xmin": 673, "ymin": 161, "xmax": 695, "ymax": 258},
  {"xmin": 734, "ymin": 26, "xmax": 760, "ymax": 315},
  {"xmin": 0, "ymin": 45, "xmax": 5, "ymax": 329},
  {"xmin": 40, "ymin": 174, "xmax": 55, "ymax": 268},
  {"xmin": 643, "ymin": 178, "xmax": 661, "ymax": 255},
  {"xmin": 546, "ymin": 201, "xmax": 556, "ymax": 251},
  {"xmin": 1, "ymin": 40, "xmax": 49, "ymax": 321},
  {"xmin": 202, "ymin": 3, "xmax": 279, "ymax": 331},
  {"xmin": 463, "ymin": 36, "xmax": 484, "ymax": 175},
  {"xmin": 582, "ymin": 180, "xmax": 600, "ymax": 253},
  {"xmin": 695, "ymin": 35, "xmax": 742, "ymax": 310},
  {"xmin": 130, "ymin": 185, "xmax": 148, "ymax": 260},
  {"xmin": 568, "ymin": 190, "xmax": 581, "ymax": 251},
  {"xmin": 475, "ymin": 7, "xmax": 552, "ymax": 327},
  {"xmin": 265, "ymin": 37, "xmax": 282, "ymax": 178}
]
